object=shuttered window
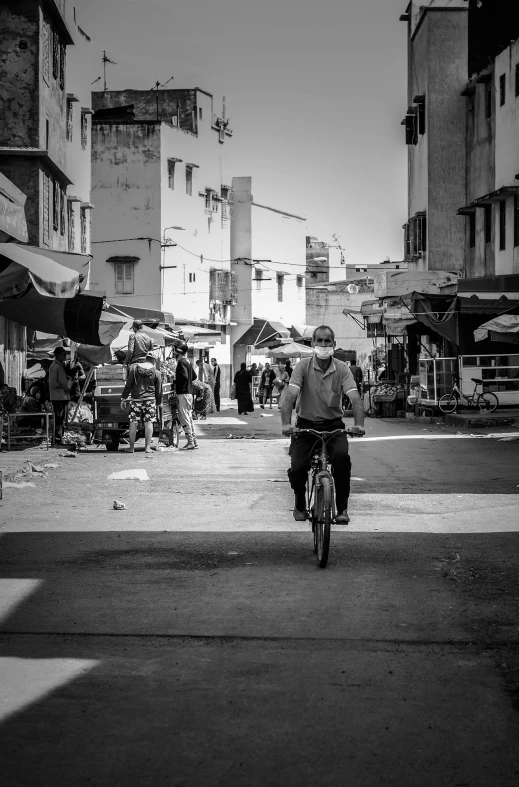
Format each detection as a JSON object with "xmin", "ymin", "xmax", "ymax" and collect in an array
[{"xmin": 115, "ymin": 262, "xmax": 134, "ymax": 294}]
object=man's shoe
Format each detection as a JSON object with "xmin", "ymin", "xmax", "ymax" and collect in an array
[
  {"xmin": 293, "ymin": 509, "xmax": 307, "ymax": 522},
  {"xmin": 260, "ymin": 405, "xmax": 264, "ymax": 409},
  {"xmin": 193, "ymin": 441, "xmax": 199, "ymax": 449},
  {"xmin": 180, "ymin": 442, "xmax": 196, "ymax": 450},
  {"xmin": 335, "ymin": 510, "xmax": 350, "ymax": 524}
]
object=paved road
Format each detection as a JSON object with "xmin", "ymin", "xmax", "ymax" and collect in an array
[{"xmin": 1, "ymin": 411, "xmax": 519, "ymax": 786}]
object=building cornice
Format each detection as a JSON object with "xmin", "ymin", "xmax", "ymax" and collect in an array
[
  {"xmin": 0, "ymin": 148, "xmax": 72, "ymax": 186},
  {"xmin": 411, "ymin": 6, "xmax": 467, "ymax": 42}
]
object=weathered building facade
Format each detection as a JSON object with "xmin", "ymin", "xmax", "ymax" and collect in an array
[
  {"xmin": 400, "ymin": 1, "xmax": 468, "ymax": 273},
  {"xmin": 90, "ymin": 88, "xmax": 234, "ymax": 374}
]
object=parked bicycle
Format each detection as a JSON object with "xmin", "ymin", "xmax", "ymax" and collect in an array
[
  {"xmin": 438, "ymin": 378, "xmax": 498, "ymax": 415},
  {"xmin": 297, "ymin": 427, "xmax": 359, "ymax": 569}
]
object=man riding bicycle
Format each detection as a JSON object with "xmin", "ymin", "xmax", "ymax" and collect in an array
[{"xmin": 280, "ymin": 325, "xmax": 365, "ymax": 524}]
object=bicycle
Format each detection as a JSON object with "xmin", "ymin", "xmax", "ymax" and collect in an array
[
  {"xmin": 296, "ymin": 428, "xmax": 360, "ymax": 569},
  {"xmin": 438, "ymin": 378, "xmax": 498, "ymax": 415}
]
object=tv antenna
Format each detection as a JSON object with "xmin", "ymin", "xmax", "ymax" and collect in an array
[
  {"xmin": 150, "ymin": 76, "xmax": 175, "ymax": 121},
  {"xmin": 102, "ymin": 51, "xmax": 117, "ymax": 91}
]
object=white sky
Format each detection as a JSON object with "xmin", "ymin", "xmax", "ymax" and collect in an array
[{"xmin": 79, "ymin": 0, "xmax": 408, "ymax": 265}]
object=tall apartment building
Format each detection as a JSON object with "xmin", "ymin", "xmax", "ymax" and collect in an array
[
  {"xmin": 0, "ymin": 1, "xmax": 92, "ymax": 257},
  {"xmin": 90, "ymin": 89, "xmax": 234, "ymax": 341},
  {"xmin": 400, "ymin": 1, "xmax": 468, "ymax": 273},
  {"xmin": 231, "ymin": 177, "xmax": 307, "ymax": 368}
]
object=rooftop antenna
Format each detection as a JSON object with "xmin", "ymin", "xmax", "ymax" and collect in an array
[
  {"xmin": 151, "ymin": 76, "xmax": 174, "ymax": 122},
  {"xmin": 102, "ymin": 51, "xmax": 117, "ymax": 91}
]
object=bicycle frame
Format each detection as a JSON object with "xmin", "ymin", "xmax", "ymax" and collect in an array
[
  {"xmin": 297, "ymin": 428, "xmax": 352, "ymax": 522},
  {"xmin": 450, "ymin": 381, "xmax": 482, "ymax": 407}
]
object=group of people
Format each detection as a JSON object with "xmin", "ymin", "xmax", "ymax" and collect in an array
[
  {"xmin": 120, "ymin": 319, "xmax": 223, "ymax": 453},
  {"xmin": 233, "ymin": 360, "xmax": 293, "ymax": 415}
]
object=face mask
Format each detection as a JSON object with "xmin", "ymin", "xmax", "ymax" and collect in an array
[{"xmin": 313, "ymin": 346, "xmax": 334, "ymax": 360}]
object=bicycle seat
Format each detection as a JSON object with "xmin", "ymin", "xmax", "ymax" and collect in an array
[{"xmin": 471, "ymin": 378, "xmax": 483, "ymax": 385}]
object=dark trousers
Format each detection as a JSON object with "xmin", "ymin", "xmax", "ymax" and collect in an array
[
  {"xmin": 214, "ymin": 384, "xmax": 220, "ymax": 411},
  {"xmin": 51, "ymin": 401, "xmax": 68, "ymax": 440},
  {"xmin": 287, "ymin": 420, "xmax": 351, "ymax": 512}
]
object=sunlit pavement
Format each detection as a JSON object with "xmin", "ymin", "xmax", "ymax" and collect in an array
[{"xmin": 1, "ymin": 412, "xmax": 519, "ymax": 785}]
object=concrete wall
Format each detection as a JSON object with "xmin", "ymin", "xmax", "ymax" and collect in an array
[
  {"xmin": 90, "ymin": 122, "xmax": 162, "ymax": 308},
  {"xmin": 407, "ymin": 9, "xmax": 468, "ymax": 274},
  {"xmin": 93, "ymin": 89, "xmax": 203, "ymax": 135},
  {"xmin": 409, "ymin": 0, "xmax": 466, "ymax": 38},
  {"xmin": 306, "ymin": 282, "xmax": 379, "ymax": 368}
]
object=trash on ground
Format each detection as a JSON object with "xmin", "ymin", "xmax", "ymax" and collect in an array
[
  {"xmin": 155, "ymin": 445, "xmax": 179, "ymax": 452},
  {"xmin": 43, "ymin": 463, "xmax": 59, "ymax": 469},
  {"xmin": 59, "ymin": 451, "xmax": 77, "ymax": 458},
  {"xmin": 113, "ymin": 500, "xmax": 127, "ymax": 510},
  {"xmin": 226, "ymin": 433, "xmax": 257, "ymax": 439},
  {"xmin": 108, "ymin": 469, "xmax": 149, "ymax": 481},
  {"xmin": 260, "ymin": 414, "xmax": 274, "ymax": 417}
]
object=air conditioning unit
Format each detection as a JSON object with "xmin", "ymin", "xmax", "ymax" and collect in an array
[{"xmin": 347, "ymin": 283, "xmax": 359, "ymax": 294}]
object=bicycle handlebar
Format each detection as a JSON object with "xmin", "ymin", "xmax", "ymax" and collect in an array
[{"xmin": 295, "ymin": 428, "xmax": 363, "ymax": 437}]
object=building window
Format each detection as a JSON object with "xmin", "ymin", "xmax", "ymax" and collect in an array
[
  {"xmin": 296, "ymin": 275, "xmax": 304, "ymax": 288},
  {"xmin": 80, "ymin": 207, "xmax": 88, "ymax": 254},
  {"xmin": 60, "ymin": 188, "xmax": 66, "ymax": 236},
  {"xmin": 115, "ymin": 261, "xmax": 134, "ymax": 294},
  {"xmin": 204, "ymin": 187, "xmax": 213, "ymax": 212},
  {"xmin": 221, "ymin": 185, "xmax": 230, "ymax": 201},
  {"xmin": 186, "ymin": 166, "xmax": 193, "ymax": 196},
  {"xmin": 59, "ymin": 43, "xmax": 65, "ymax": 90},
  {"xmin": 42, "ymin": 20, "xmax": 50, "ymax": 84},
  {"xmin": 484, "ymin": 204, "xmax": 492, "ymax": 244},
  {"xmin": 43, "ymin": 173, "xmax": 50, "ymax": 245},
  {"xmin": 499, "ymin": 200, "xmax": 506, "ymax": 250},
  {"xmin": 485, "ymin": 84, "xmax": 492, "ymax": 119},
  {"xmin": 80, "ymin": 112, "xmax": 88, "ymax": 150},
  {"xmin": 515, "ymin": 196, "xmax": 519, "ymax": 247},
  {"xmin": 68, "ymin": 202, "xmax": 75, "ymax": 250},
  {"xmin": 52, "ymin": 30, "xmax": 59, "ymax": 79},
  {"xmin": 198, "ymin": 107, "xmax": 203, "ymax": 120},
  {"xmin": 255, "ymin": 269, "xmax": 263, "ymax": 291},
  {"xmin": 168, "ymin": 160, "xmax": 175, "ymax": 190},
  {"xmin": 516, "ymin": 64, "xmax": 519, "ymax": 98},
  {"xmin": 53, "ymin": 179, "xmax": 59, "ymax": 231},
  {"xmin": 277, "ymin": 274, "xmax": 284, "ymax": 302},
  {"xmin": 500, "ymin": 74, "xmax": 506, "ymax": 106},
  {"xmin": 188, "ymin": 272, "xmax": 196, "ymax": 283},
  {"xmin": 469, "ymin": 212, "xmax": 476, "ymax": 249},
  {"xmin": 45, "ymin": 118, "xmax": 50, "ymax": 150},
  {"xmin": 66, "ymin": 100, "xmax": 73, "ymax": 141}
]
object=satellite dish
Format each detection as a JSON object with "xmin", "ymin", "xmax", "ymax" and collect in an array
[{"xmin": 347, "ymin": 283, "xmax": 359, "ymax": 294}]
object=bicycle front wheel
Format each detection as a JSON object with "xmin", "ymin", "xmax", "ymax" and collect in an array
[
  {"xmin": 315, "ymin": 475, "xmax": 332, "ymax": 569},
  {"xmin": 438, "ymin": 393, "xmax": 458, "ymax": 414},
  {"xmin": 477, "ymin": 392, "xmax": 498, "ymax": 413},
  {"xmin": 306, "ymin": 474, "xmax": 318, "ymax": 554}
]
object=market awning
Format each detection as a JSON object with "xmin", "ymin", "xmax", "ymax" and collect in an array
[
  {"xmin": 177, "ymin": 324, "xmax": 222, "ymax": 342},
  {"xmin": 290, "ymin": 324, "xmax": 317, "ymax": 341},
  {"xmin": 474, "ymin": 314, "xmax": 519, "ymax": 343},
  {"xmin": 266, "ymin": 341, "xmax": 314, "ymax": 359},
  {"xmin": 411, "ymin": 293, "xmax": 459, "ymax": 345},
  {"xmin": 235, "ymin": 318, "xmax": 290, "ymax": 347},
  {"xmin": 106, "ymin": 302, "xmax": 175, "ymax": 327},
  {"xmin": 0, "ymin": 242, "xmax": 82, "ymax": 301},
  {"xmin": 458, "ymin": 296, "xmax": 519, "ymax": 314},
  {"xmin": 0, "ymin": 289, "xmax": 126, "ymax": 345}
]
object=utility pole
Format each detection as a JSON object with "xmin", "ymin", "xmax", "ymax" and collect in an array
[
  {"xmin": 150, "ymin": 76, "xmax": 174, "ymax": 123},
  {"xmin": 102, "ymin": 51, "xmax": 117, "ymax": 91}
]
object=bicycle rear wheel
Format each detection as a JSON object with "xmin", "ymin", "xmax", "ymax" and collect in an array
[
  {"xmin": 438, "ymin": 393, "xmax": 458, "ymax": 414},
  {"xmin": 315, "ymin": 475, "xmax": 332, "ymax": 569},
  {"xmin": 306, "ymin": 474, "xmax": 318, "ymax": 553},
  {"xmin": 477, "ymin": 392, "xmax": 498, "ymax": 413}
]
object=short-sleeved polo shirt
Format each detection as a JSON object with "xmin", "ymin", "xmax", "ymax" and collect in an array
[{"xmin": 288, "ymin": 356, "xmax": 358, "ymax": 423}]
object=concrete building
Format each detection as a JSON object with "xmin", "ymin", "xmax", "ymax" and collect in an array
[
  {"xmin": 305, "ymin": 236, "xmax": 343, "ymax": 283},
  {"xmin": 306, "ymin": 278, "xmax": 381, "ymax": 371},
  {"xmin": 230, "ymin": 177, "xmax": 306, "ymax": 368},
  {"xmin": 90, "ymin": 88, "xmax": 234, "ymax": 376},
  {"xmin": 400, "ymin": 1, "xmax": 468, "ymax": 273}
]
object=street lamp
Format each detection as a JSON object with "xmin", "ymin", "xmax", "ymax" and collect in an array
[{"xmin": 161, "ymin": 226, "xmax": 185, "ymax": 269}]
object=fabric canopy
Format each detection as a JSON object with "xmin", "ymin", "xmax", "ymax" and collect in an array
[
  {"xmin": 177, "ymin": 324, "xmax": 222, "ymax": 342},
  {"xmin": 266, "ymin": 341, "xmax": 314, "ymax": 359},
  {"xmin": 290, "ymin": 324, "xmax": 316, "ymax": 341},
  {"xmin": 0, "ymin": 288, "xmax": 125, "ymax": 345},
  {"xmin": 235, "ymin": 318, "xmax": 290, "ymax": 347},
  {"xmin": 474, "ymin": 314, "xmax": 519, "ymax": 343},
  {"xmin": 0, "ymin": 242, "xmax": 81, "ymax": 301}
]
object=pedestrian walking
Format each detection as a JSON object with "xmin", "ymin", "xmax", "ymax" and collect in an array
[
  {"xmin": 193, "ymin": 379, "xmax": 215, "ymax": 419},
  {"xmin": 120, "ymin": 352, "xmax": 162, "ymax": 454},
  {"xmin": 49, "ymin": 347, "xmax": 71, "ymax": 442},
  {"xmin": 175, "ymin": 344, "xmax": 198, "ymax": 450},
  {"xmin": 273, "ymin": 362, "xmax": 290, "ymax": 407},
  {"xmin": 280, "ymin": 325, "xmax": 365, "ymax": 524},
  {"xmin": 211, "ymin": 357, "xmax": 221, "ymax": 411},
  {"xmin": 259, "ymin": 362, "xmax": 276, "ymax": 409},
  {"xmin": 234, "ymin": 362, "xmax": 254, "ymax": 414},
  {"xmin": 349, "ymin": 361, "xmax": 364, "ymax": 395},
  {"xmin": 285, "ymin": 360, "xmax": 293, "ymax": 380},
  {"xmin": 125, "ymin": 320, "xmax": 153, "ymax": 369}
]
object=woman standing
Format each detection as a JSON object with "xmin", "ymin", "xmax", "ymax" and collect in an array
[{"xmin": 233, "ymin": 362, "xmax": 254, "ymax": 415}]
